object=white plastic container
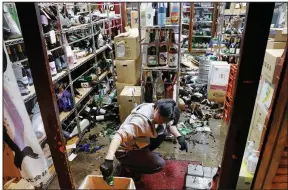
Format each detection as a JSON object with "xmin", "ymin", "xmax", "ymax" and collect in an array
[
  {"xmin": 243, "ymin": 141, "xmax": 255, "ymax": 164},
  {"xmin": 247, "ymin": 151, "xmax": 259, "ymax": 174}
]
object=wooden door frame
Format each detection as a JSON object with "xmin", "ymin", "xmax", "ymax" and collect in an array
[{"xmin": 217, "ymin": 3, "xmax": 275, "ymax": 189}]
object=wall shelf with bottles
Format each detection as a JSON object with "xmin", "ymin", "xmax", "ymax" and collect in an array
[
  {"xmin": 215, "ymin": 3, "xmax": 246, "ymax": 64},
  {"xmin": 138, "ymin": 3, "xmax": 182, "ymax": 103},
  {"xmin": 3, "ymin": 2, "xmax": 122, "ymax": 186},
  {"xmin": 186, "ymin": 2, "xmax": 219, "ymax": 54}
]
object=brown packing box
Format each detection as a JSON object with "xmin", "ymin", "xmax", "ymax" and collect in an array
[
  {"xmin": 273, "ymin": 28, "xmax": 288, "ymax": 42},
  {"xmin": 208, "ymin": 89, "xmax": 226, "ymax": 103},
  {"xmin": 266, "ymin": 39, "xmax": 286, "ymax": 49},
  {"xmin": 114, "ymin": 28, "xmax": 140, "ymax": 60},
  {"xmin": 261, "ymin": 49, "xmax": 284, "ymax": 84},
  {"xmin": 249, "ymin": 103, "xmax": 268, "ymax": 151},
  {"xmin": 79, "ymin": 175, "xmax": 135, "ymax": 189},
  {"xmin": 130, "ymin": 11, "xmax": 138, "ymax": 28},
  {"xmin": 115, "ymin": 56, "xmax": 141, "ymax": 84},
  {"xmin": 118, "ymin": 86, "xmax": 141, "ymax": 122},
  {"xmin": 116, "ymin": 82, "xmax": 136, "ymax": 100}
]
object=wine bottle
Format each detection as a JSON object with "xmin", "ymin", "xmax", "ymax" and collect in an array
[
  {"xmin": 235, "ymin": 37, "xmax": 241, "ymax": 54},
  {"xmin": 229, "ymin": 37, "xmax": 236, "ymax": 54},
  {"xmin": 147, "ymin": 30, "xmax": 158, "ymax": 67},
  {"xmin": 59, "ymin": 48, "xmax": 67, "ymax": 69},
  {"xmin": 40, "ymin": 8, "xmax": 50, "ymax": 33},
  {"xmin": 6, "ymin": 46, "xmax": 16, "ymax": 62},
  {"xmin": 11, "ymin": 45, "xmax": 20, "ymax": 62},
  {"xmin": 153, "ymin": 3, "xmax": 158, "ymax": 26},
  {"xmin": 144, "ymin": 75, "xmax": 153, "ymax": 103},
  {"xmin": 95, "ymin": 113, "xmax": 119, "ymax": 121},
  {"xmin": 159, "ymin": 29, "xmax": 168, "ymax": 66},
  {"xmin": 168, "ymin": 30, "xmax": 178, "ymax": 67},
  {"xmin": 47, "ymin": 50, "xmax": 57, "ymax": 76},
  {"xmin": 74, "ymin": 79, "xmax": 91, "ymax": 88},
  {"xmin": 53, "ymin": 50, "xmax": 62, "ymax": 72}
]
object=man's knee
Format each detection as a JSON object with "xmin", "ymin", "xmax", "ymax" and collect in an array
[{"xmin": 152, "ymin": 157, "xmax": 165, "ymax": 172}]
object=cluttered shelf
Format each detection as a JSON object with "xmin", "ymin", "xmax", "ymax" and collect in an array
[{"xmin": 142, "ymin": 65, "xmax": 179, "ymax": 71}]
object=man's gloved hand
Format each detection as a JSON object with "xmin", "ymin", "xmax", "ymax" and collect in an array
[
  {"xmin": 100, "ymin": 159, "xmax": 113, "ymax": 180},
  {"xmin": 177, "ymin": 136, "xmax": 188, "ymax": 152}
]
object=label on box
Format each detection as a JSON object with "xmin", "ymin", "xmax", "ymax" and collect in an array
[
  {"xmin": 259, "ymin": 80, "xmax": 274, "ymax": 110},
  {"xmin": 117, "ymin": 44, "xmax": 125, "ymax": 57}
]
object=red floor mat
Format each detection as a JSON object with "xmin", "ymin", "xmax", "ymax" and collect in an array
[{"xmin": 136, "ymin": 160, "xmax": 201, "ymax": 189}]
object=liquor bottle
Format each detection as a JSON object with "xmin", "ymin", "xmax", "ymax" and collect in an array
[
  {"xmin": 158, "ymin": 3, "xmax": 166, "ymax": 26},
  {"xmin": 83, "ymin": 74, "xmax": 97, "ymax": 81},
  {"xmin": 145, "ymin": 3, "xmax": 154, "ymax": 26},
  {"xmin": 53, "ymin": 50, "xmax": 62, "ymax": 72},
  {"xmin": 74, "ymin": 78, "xmax": 91, "ymax": 88},
  {"xmin": 69, "ymin": 118, "xmax": 90, "ymax": 137},
  {"xmin": 229, "ymin": 37, "xmax": 236, "ymax": 54},
  {"xmin": 153, "ymin": 3, "xmax": 158, "ymax": 26},
  {"xmin": 235, "ymin": 37, "xmax": 241, "ymax": 54},
  {"xmin": 47, "ymin": 50, "xmax": 57, "ymax": 76},
  {"xmin": 170, "ymin": 3, "xmax": 179, "ymax": 25},
  {"xmin": 144, "ymin": 75, "xmax": 153, "ymax": 103},
  {"xmin": 40, "ymin": 8, "xmax": 51, "ymax": 33},
  {"xmin": 11, "ymin": 45, "xmax": 20, "ymax": 62},
  {"xmin": 6, "ymin": 46, "xmax": 16, "ymax": 62},
  {"xmin": 159, "ymin": 29, "xmax": 168, "ymax": 66},
  {"xmin": 95, "ymin": 113, "xmax": 119, "ymax": 121},
  {"xmin": 58, "ymin": 48, "xmax": 66, "ymax": 69},
  {"xmin": 147, "ymin": 30, "xmax": 158, "ymax": 67},
  {"xmin": 168, "ymin": 30, "xmax": 178, "ymax": 67}
]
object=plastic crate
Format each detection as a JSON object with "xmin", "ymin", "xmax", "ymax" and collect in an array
[
  {"xmin": 223, "ymin": 101, "xmax": 232, "ymax": 124},
  {"xmin": 227, "ymin": 74, "xmax": 236, "ymax": 97},
  {"xmin": 230, "ymin": 64, "xmax": 238, "ymax": 78}
]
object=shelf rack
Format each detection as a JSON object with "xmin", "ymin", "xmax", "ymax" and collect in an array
[
  {"xmin": 3, "ymin": 2, "xmax": 121, "ymax": 187},
  {"xmin": 186, "ymin": 2, "xmax": 219, "ymax": 53},
  {"xmin": 138, "ymin": 3, "xmax": 182, "ymax": 104},
  {"xmin": 216, "ymin": 3, "xmax": 247, "ymax": 60}
]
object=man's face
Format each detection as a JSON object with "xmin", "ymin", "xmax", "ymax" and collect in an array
[{"xmin": 153, "ymin": 108, "xmax": 171, "ymax": 125}]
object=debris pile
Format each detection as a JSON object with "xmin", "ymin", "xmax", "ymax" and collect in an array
[{"xmin": 177, "ymin": 75, "xmax": 223, "ymax": 147}]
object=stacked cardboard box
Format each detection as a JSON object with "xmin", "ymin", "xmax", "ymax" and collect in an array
[
  {"xmin": 207, "ymin": 61, "xmax": 230, "ymax": 103},
  {"xmin": 248, "ymin": 48, "xmax": 284, "ymax": 150},
  {"xmin": 114, "ymin": 29, "xmax": 141, "ymax": 122},
  {"xmin": 118, "ymin": 86, "xmax": 142, "ymax": 122},
  {"xmin": 267, "ymin": 28, "xmax": 287, "ymax": 49}
]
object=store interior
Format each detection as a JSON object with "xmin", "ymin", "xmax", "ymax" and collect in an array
[{"xmin": 3, "ymin": 2, "xmax": 287, "ymax": 189}]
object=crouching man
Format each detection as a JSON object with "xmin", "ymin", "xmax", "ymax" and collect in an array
[{"xmin": 100, "ymin": 99, "xmax": 188, "ymax": 182}]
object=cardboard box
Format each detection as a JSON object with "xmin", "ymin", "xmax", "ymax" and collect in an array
[
  {"xmin": 114, "ymin": 28, "xmax": 140, "ymax": 60},
  {"xmin": 207, "ymin": 61, "xmax": 230, "ymax": 103},
  {"xmin": 116, "ymin": 82, "xmax": 136, "ymax": 100},
  {"xmin": 115, "ymin": 56, "xmax": 141, "ymax": 84},
  {"xmin": 249, "ymin": 103, "xmax": 268, "ymax": 150},
  {"xmin": 261, "ymin": 49, "xmax": 284, "ymax": 84},
  {"xmin": 130, "ymin": 11, "xmax": 138, "ymax": 28},
  {"xmin": 79, "ymin": 175, "xmax": 135, "ymax": 189},
  {"xmin": 273, "ymin": 28, "xmax": 288, "ymax": 42},
  {"xmin": 266, "ymin": 40, "xmax": 286, "ymax": 49},
  {"xmin": 118, "ymin": 86, "xmax": 141, "ymax": 122}
]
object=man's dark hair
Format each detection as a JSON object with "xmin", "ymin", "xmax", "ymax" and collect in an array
[{"xmin": 155, "ymin": 99, "xmax": 180, "ymax": 125}]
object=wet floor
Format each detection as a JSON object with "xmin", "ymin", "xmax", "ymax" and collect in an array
[{"xmin": 48, "ymin": 118, "xmax": 227, "ymax": 188}]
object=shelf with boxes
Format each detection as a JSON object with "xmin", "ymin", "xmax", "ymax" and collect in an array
[{"xmin": 3, "ymin": 2, "xmax": 122, "ymax": 186}]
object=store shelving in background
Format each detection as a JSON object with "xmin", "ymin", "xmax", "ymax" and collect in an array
[{"xmin": 3, "ymin": 2, "xmax": 122, "ymax": 187}]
